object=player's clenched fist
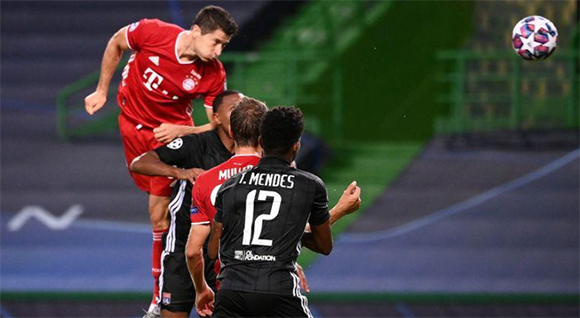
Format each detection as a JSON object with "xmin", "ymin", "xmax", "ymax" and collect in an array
[
  {"xmin": 84, "ymin": 91, "xmax": 107, "ymax": 115},
  {"xmin": 337, "ymin": 181, "xmax": 362, "ymax": 215}
]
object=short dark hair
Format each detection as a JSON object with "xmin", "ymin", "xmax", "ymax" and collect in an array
[
  {"xmin": 193, "ymin": 5, "xmax": 238, "ymax": 37},
  {"xmin": 260, "ymin": 106, "xmax": 304, "ymax": 156},
  {"xmin": 230, "ymin": 97, "xmax": 268, "ymax": 148},
  {"xmin": 213, "ymin": 90, "xmax": 241, "ymax": 113}
]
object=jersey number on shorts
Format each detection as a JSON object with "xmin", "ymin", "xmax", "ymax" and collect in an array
[{"xmin": 243, "ymin": 190, "xmax": 281, "ymax": 246}]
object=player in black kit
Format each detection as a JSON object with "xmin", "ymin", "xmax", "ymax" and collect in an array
[
  {"xmin": 208, "ymin": 106, "xmax": 360, "ymax": 317},
  {"xmin": 130, "ymin": 90, "xmax": 240, "ymax": 317}
]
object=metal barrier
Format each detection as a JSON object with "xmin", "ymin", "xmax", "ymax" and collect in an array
[{"xmin": 435, "ymin": 49, "xmax": 579, "ymax": 135}]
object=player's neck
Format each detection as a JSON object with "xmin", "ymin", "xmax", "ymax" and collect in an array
[
  {"xmin": 263, "ymin": 153, "xmax": 294, "ymax": 165},
  {"xmin": 176, "ymin": 31, "xmax": 198, "ymax": 62},
  {"xmin": 235, "ymin": 146, "xmax": 261, "ymax": 157},
  {"xmin": 217, "ymin": 129, "xmax": 235, "ymax": 154}
]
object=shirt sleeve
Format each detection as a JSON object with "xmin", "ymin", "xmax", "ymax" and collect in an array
[
  {"xmin": 191, "ymin": 179, "xmax": 211, "ymax": 224},
  {"xmin": 213, "ymin": 178, "xmax": 232, "ymax": 224},
  {"xmin": 126, "ymin": 18, "xmax": 159, "ymax": 51},
  {"xmin": 308, "ymin": 176, "xmax": 330, "ymax": 226},
  {"xmin": 203, "ymin": 62, "xmax": 227, "ymax": 109},
  {"xmin": 154, "ymin": 134, "xmax": 203, "ymax": 168}
]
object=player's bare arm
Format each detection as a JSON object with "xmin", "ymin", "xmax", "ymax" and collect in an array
[
  {"xmin": 207, "ymin": 221, "xmax": 223, "ymax": 260},
  {"xmin": 153, "ymin": 118, "xmax": 216, "ymax": 143},
  {"xmin": 329, "ymin": 181, "xmax": 362, "ymax": 224},
  {"xmin": 185, "ymin": 224, "xmax": 214, "ymax": 317},
  {"xmin": 130, "ymin": 151, "xmax": 204, "ymax": 184},
  {"xmin": 301, "ymin": 219, "xmax": 333, "ymax": 255},
  {"xmin": 304, "ymin": 181, "xmax": 361, "ymax": 233},
  {"xmin": 85, "ymin": 26, "xmax": 130, "ymax": 115}
]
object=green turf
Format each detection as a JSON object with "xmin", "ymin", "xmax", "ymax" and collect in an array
[{"xmin": 297, "ymin": 142, "xmax": 424, "ymax": 267}]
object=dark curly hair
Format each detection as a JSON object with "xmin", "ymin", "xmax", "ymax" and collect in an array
[
  {"xmin": 193, "ymin": 5, "xmax": 238, "ymax": 37},
  {"xmin": 230, "ymin": 97, "xmax": 268, "ymax": 148},
  {"xmin": 212, "ymin": 90, "xmax": 241, "ymax": 113},
  {"xmin": 260, "ymin": 106, "xmax": 304, "ymax": 157}
]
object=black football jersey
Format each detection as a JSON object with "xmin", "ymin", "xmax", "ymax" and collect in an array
[
  {"xmin": 214, "ymin": 156, "xmax": 330, "ymax": 295},
  {"xmin": 155, "ymin": 130, "xmax": 232, "ymax": 289}
]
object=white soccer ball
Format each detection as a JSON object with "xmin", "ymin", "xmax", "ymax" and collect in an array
[{"xmin": 512, "ymin": 15, "xmax": 558, "ymax": 60}]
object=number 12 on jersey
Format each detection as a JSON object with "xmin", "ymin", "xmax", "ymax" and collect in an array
[{"xmin": 243, "ymin": 190, "xmax": 281, "ymax": 246}]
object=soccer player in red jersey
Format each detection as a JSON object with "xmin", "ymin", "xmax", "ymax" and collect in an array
[
  {"xmin": 83, "ymin": 6, "xmax": 237, "ymax": 317},
  {"xmin": 189, "ymin": 101, "xmax": 362, "ymax": 317}
]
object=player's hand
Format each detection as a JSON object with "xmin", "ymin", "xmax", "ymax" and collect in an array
[
  {"xmin": 195, "ymin": 285, "xmax": 215, "ymax": 317},
  {"xmin": 336, "ymin": 181, "xmax": 362, "ymax": 215},
  {"xmin": 175, "ymin": 168, "xmax": 205, "ymax": 184},
  {"xmin": 153, "ymin": 123, "xmax": 186, "ymax": 143},
  {"xmin": 296, "ymin": 262, "xmax": 310, "ymax": 293},
  {"xmin": 84, "ymin": 90, "xmax": 107, "ymax": 115}
]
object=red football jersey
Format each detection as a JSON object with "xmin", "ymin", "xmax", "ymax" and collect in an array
[
  {"xmin": 191, "ymin": 154, "xmax": 261, "ymax": 225},
  {"xmin": 117, "ymin": 19, "xmax": 226, "ymax": 129}
]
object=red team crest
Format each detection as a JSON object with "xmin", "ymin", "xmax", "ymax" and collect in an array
[{"xmin": 182, "ymin": 78, "xmax": 197, "ymax": 91}]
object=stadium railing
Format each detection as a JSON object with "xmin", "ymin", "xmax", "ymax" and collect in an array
[{"xmin": 435, "ymin": 49, "xmax": 579, "ymax": 135}]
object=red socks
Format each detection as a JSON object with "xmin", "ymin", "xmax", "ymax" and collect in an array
[{"xmin": 152, "ymin": 228, "xmax": 167, "ymax": 305}]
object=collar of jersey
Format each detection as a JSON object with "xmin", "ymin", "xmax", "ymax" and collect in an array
[
  {"xmin": 259, "ymin": 156, "xmax": 291, "ymax": 166},
  {"xmin": 175, "ymin": 31, "xmax": 195, "ymax": 65},
  {"xmin": 232, "ymin": 153, "xmax": 261, "ymax": 159}
]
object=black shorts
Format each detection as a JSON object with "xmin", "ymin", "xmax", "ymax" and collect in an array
[
  {"xmin": 158, "ymin": 250, "xmax": 218, "ymax": 314},
  {"xmin": 159, "ymin": 251, "xmax": 195, "ymax": 314},
  {"xmin": 213, "ymin": 289, "xmax": 313, "ymax": 318}
]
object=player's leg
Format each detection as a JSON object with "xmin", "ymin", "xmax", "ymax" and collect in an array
[
  {"xmin": 149, "ymin": 193, "xmax": 170, "ymax": 311},
  {"xmin": 213, "ymin": 289, "xmax": 245, "ymax": 318},
  {"xmin": 118, "ymin": 114, "xmax": 172, "ymax": 315},
  {"xmin": 158, "ymin": 251, "xmax": 196, "ymax": 318}
]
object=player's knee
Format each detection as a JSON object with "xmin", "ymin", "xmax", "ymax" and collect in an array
[{"xmin": 149, "ymin": 211, "xmax": 168, "ymax": 229}]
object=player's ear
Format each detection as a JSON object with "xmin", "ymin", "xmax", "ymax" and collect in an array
[
  {"xmin": 213, "ymin": 112, "xmax": 222, "ymax": 125},
  {"xmin": 228, "ymin": 125, "xmax": 234, "ymax": 139},
  {"xmin": 293, "ymin": 141, "xmax": 300, "ymax": 153},
  {"xmin": 191, "ymin": 25, "xmax": 202, "ymax": 37},
  {"xmin": 258, "ymin": 136, "xmax": 264, "ymax": 148}
]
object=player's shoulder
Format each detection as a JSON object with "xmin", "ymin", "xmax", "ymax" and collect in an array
[
  {"xmin": 292, "ymin": 168, "xmax": 325, "ymax": 188},
  {"xmin": 139, "ymin": 18, "xmax": 183, "ymax": 31},
  {"xmin": 208, "ymin": 58, "xmax": 225, "ymax": 70},
  {"xmin": 201, "ymin": 58, "xmax": 226, "ymax": 78}
]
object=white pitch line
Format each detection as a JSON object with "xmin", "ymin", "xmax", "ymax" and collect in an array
[{"xmin": 339, "ymin": 149, "xmax": 580, "ymax": 244}]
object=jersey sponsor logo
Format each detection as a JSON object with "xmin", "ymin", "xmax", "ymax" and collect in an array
[
  {"xmin": 167, "ymin": 138, "xmax": 183, "ymax": 150},
  {"xmin": 129, "ymin": 21, "xmax": 140, "ymax": 32},
  {"xmin": 182, "ymin": 78, "xmax": 196, "ymax": 91},
  {"xmin": 162, "ymin": 292, "xmax": 171, "ymax": 305},
  {"xmin": 148, "ymin": 56, "xmax": 160, "ymax": 66},
  {"xmin": 143, "ymin": 67, "xmax": 164, "ymax": 91},
  {"xmin": 234, "ymin": 250, "xmax": 276, "ymax": 262}
]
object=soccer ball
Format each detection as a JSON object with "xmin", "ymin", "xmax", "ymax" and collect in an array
[{"xmin": 512, "ymin": 15, "xmax": 558, "ymax": 60}]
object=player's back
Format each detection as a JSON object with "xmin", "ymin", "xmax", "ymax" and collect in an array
[{"xmin": 215, "ymin": 156, "xmax": 329, "ymax": 295}]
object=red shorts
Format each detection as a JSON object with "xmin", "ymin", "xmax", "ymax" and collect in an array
[{"xmin": 118, "ymin": 113, "xmax": 174, "ymax": 197}]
